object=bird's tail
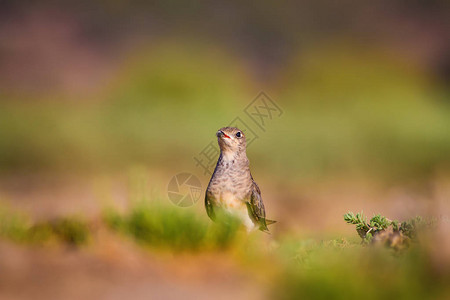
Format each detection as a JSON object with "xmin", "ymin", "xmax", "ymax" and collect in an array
[
  {"xmin": 260, "ymin": 219, "xmax": 277, "ymax": 233},
  {"xmin": 265, "ymin": 219, "xmax": 277, "ymax": 226}
]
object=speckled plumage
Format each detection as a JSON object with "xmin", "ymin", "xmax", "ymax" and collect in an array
[{"xmin": 205, "ymin": 127, "xmax": 276, "ymax": 232}]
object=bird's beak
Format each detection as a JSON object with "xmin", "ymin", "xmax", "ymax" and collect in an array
[{"xmin": 216, "ymin": 130, "xmax": 230, "ymax": 139}]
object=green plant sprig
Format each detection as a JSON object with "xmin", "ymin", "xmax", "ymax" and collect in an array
[{"xmin": 344, "ymin": 211, "xmax": 433, "ymax": 248}]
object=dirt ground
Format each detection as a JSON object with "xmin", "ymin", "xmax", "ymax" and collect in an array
[{"xmin": 0, "ymin": 240, "xmax": 265, "ymax": 300}]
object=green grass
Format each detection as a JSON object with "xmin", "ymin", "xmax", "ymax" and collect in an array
[
  {"xmin": 1, "ymin": 200, "xmax": 449, "ymax": 299},
  {"xmin": 272, "ymin": 211, "xmax": 448, "ymax": 299},
  {"xmin": 0, "ymin": 204, "xmax": 90, "ymax": 246},
  {"xmin": 274, "ymin": 240, "xmax": 449, "ymax": 299},
  {"xmin": 29, "ymin": 217, "xmax": 91, "ymax": 246},
  {"xmin": 0, "ymin": 199, "xmax": 242, "ymax": 251},
  {"xmin": 0, "ymin": 205, "xmax": 30, "ymax": 243},
  {"xmin": 103, "ymin": 201, "xmax": 243, "ymax": 251},
  {"xmin": 0, "ymin": 198, "xmax": 243, "ymax": 251}
]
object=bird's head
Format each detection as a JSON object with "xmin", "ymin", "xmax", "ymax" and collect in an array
[{"xmin": 216, "ymin": 127, "xmax": 246, "ymax": 156}]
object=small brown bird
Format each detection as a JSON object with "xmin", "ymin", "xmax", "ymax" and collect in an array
[{"xmin": 205, "ymin": 127, "xmax": 276, "ymax": 232}]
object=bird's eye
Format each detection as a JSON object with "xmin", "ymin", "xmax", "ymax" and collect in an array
[{"xmin": 235, "ymin": 132, "xmax": 242, "ymax": 138}]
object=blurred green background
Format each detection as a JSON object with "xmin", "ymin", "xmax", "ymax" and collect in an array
[
  {"xmin": 0, "ymin": 1, "xmax": 449, "ymax": 299},
  {"xmin": 0, "ymin": 1, "xmax": 448, "ymax": 181}
]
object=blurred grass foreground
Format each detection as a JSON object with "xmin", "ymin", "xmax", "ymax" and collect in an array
[{"xmin": 1, "ymin": 197, "xmax": 449, "ymax": 299}]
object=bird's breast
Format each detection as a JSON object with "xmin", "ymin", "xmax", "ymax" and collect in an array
[
  {"xmin": 207, "ymin": 158, "xmax": 252, "ymax": 206},
  {"xmin": 217, "ymin": 190, "xmax": 256, "ymax": 231},
  {"xmin": 209, "ymin": 176, "xmax": 251, "ymax": 201},
  {"xmin": 219, "ymin": 191, "xmax": 243, "ymax": 208}
]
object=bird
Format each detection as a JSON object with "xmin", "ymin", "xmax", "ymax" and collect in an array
[{"xmin": 205, "ymin": 127, "xmax": 276, "ymax": 232}]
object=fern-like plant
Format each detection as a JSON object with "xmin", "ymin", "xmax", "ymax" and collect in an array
[{"xmin": 344, "ymin": 211, "xmax": 431, "ymax": 249}]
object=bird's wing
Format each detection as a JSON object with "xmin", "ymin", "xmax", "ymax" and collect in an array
[
  {"xmin": 247, "ymin": 181, "xmax": 271, "ymax": 231},
  {"xmin": 205, "ymin": 190, "xmax": 215, "ymax": 221}
]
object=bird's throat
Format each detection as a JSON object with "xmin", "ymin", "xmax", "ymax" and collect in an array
[
  {"xmin": 221, "ymin": 150, "xmax": 236, "ymax": 162},
  {"xmin": 219, "ymin": 150, "xmax": 249, "ymax": 168}
]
